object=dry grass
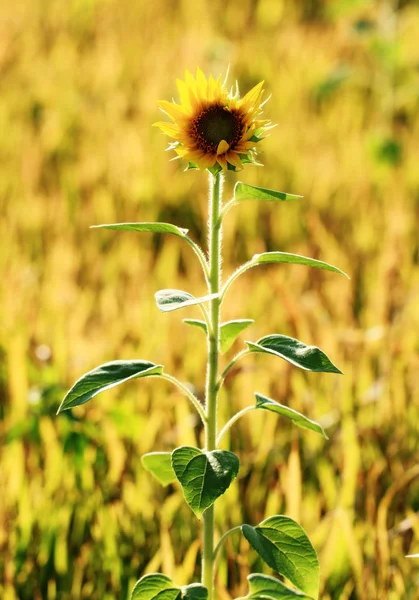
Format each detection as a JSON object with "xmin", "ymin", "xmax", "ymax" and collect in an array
[{"xmin": 1, "ymin": 0, "xmax": 419, "ymax": 598}]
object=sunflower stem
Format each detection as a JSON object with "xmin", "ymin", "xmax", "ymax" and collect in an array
[{"xmin": 202, "ymin": 170, "xmax": 223, "ymax": 600}]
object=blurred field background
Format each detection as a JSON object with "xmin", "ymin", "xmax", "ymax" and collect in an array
[{"xmin": 1, "ymin": 0, "xmax": 419, "ymax": 598}]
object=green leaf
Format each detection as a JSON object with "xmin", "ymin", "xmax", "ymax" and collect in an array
[
  {"xmin": 255, "ymin": 393, "xmax": 328, "ymax": 439},
  {"xmin": 247, "ymin": 334, "xmax": 342, "ymax": 374},
  {"xmin": 130, "ymin": 574, "xmax": 181, "ymax": 600},
  {"xmin": 249, "ymin": 252, "xmax": 348, "ymax": 278},
  {"xmin": 234, "ymin": 182, "xmax": 302, "ymax": 203},
  {"xmin": 141, "ymin": 452, "xmax": 177, "ymax": 486},
  {"xmin": 155, "ymin": 289, "xmax": 219, "ymax": 313},
  {"xmin": 242, "ymin": 516, "xmax": 319, "ymax": 599},
  {"xmin": 246, "ymin": 573, "xmax": 313, "ymax": 599},
  {"xmin": 91, "ymin": 222, "xmax": 189, "ymax": 238},
  {"xmin": 183, "ymin": 319, "xmax": 208, "ymax": 334},
  {"xmin": 220, "ymin": 320, "xmax": 255, "ymax": 353},
  {"xmin": 57, "ymin": 360, "xmax": 163, "ymax": 413},
  {"xmin": 171, "ymin": 446, "xmax": 239, "ymax": 517},
  {"xmin": 181, "ymin": 584, "xmax": 208, "ymax": 600}
]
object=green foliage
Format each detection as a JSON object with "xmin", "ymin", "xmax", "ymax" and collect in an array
[
  {"xmin": 247, "ymin": 335, "xmax": 342, "ymax": 373},
  {"xmin": 242, "ymin": 516, "xmax": 320, "ymax": 599},
  {"xmin": 244, "ymin": 573, "xmax": 313, "ymax": 599},
  {"xmin": 247, "ymin": 252, "xmax": 348, "ymax": 278},
  {"xmin": 130, "ymin": 574, "xmax": 208, "ymax": 600},
  {"xmin": 183, "ymin": 319, "xmax": 255, "ymax": 353},
  {"xmin": 155, "ymin": 290, "xmax": 219, "ymax": 312},
  {"xmin": 57, "ymin": 360, "xmax": 163, "ymax": 413},
  {"xmin": 171, "ymin": 447, "xmax": 240, "ymax": 517},
  {"xmin": 92, "ymin": 222, "xmax": 189, "ymax": 238},
  {"xmin": 255, "ymin": 393, "xmax": 328, "ymax": 439},
  {"xmin": 234, "ymin": 182, "xmax": 303, "ymax": 203},
  {"xmin": 141, "ymin": 452, "xmax": 177, "ymax": 486}
]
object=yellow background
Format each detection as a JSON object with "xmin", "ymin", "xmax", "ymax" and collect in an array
[{"xmin": 1, "ymin": 0, "xmax": 419, "ymax": 598}]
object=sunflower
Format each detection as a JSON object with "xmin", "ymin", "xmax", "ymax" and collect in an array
[{"xmin": 154, "ymin": 68, "xmax": 273, "ymax": 172}]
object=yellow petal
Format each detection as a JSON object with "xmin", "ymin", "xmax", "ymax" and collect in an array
[
  {"xmin": 157, "ymin": 100, "xmax": 188, "ymax": 121},
  {"xmin": 196, "ymin": 67, "xmax": 208, "ymax": 99},
  {"xmin": 184, "ymin": 70, "xmax": 199, "ymax": 100},
  {"xmin": 176, "ymin": 78, "xmax": 192, "ymax": 111},
  {"xmin": 153, "ymin": 121, "xmax": 181, "ymax": 138},
  {"xmin": 216, "ymin": 155, "xmax": 228, "ymax": 170},
  {"xmin": 226, "ymin": 151, "xmax": 244, "ymax": 170},
  {"xmin": 217, "ymin": 140, "xmax": 230, "ymax": 155},
  {"xmin": 240, "ymin": 81, "xmax": 264, "ymax": 111}
]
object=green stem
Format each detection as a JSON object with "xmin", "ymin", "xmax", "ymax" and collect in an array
[
  {"xmin": 216, "ymin": 348, "xmax": 250, "ymax": 391},
  {"xmin": 159, "ymin": 373, "xmax": 206, "ymax": 424},
  {"xmin": 202, "ymin": 171, "xmax": 223, "ymax": 600},
  {"xmin": 213, "ymin": 525, "xmax": 242, "ymax": 560},
  {"xmin": 217, "ymin": 406, "xmax": 257, "ymax": 446}
]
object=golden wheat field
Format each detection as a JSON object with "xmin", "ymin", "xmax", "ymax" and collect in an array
[{"xmin": 1, "ymin": 0, "xmax": 419, "ymax": 598}]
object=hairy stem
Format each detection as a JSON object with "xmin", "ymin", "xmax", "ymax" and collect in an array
[{"xmin": 202, "ymin": 171, "xmax": 223, "ymax": 600}]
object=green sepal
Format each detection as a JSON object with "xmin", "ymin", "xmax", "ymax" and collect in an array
[
  {"xmin": 57, "ymin": 360, "xmax": 163, "ymax": 413},
  {"xmin": 247, "ymin": 334, "xmax": 342, "ymax": 374},
  {"xmin": 171, "ymin": 446, "xmax": 239, "ymax": 518},
  {"xmin": 255, "ymin": 393, "xmax": 328, "ymax": 439},
  {"xmin": 155, "ymin": 289, "xmax": 218, "ymax": 313},
  {"xmin": 241, "ymin": 516, "xmax": 319, "ymax": 599},
  {"xmin": 141, "ymin": 452, "xmax": 177, "ymax": 486}
]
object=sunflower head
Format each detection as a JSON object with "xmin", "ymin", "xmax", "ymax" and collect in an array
[{"xmin": 154, "ymin": 68, "xmax": 274, "ymax": 173}]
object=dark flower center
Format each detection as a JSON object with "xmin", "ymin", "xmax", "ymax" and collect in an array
[{"xmin": 190, "ymin": 104, "xmax": 244, "ymax": 154}]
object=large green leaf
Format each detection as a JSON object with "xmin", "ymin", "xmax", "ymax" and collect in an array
[
  {"xmin": 57, "ymin": 360, "xmax": 163, "ymax": 413},
  {"xmin": 181, "ymin": 584, "xmax": 208, "ymax": 600},
  {"xmin": 171, "ymin": 446, "xmax": 239, "ymax": 517},
  {"xmin": 246, "ymin": 573, "xmax": 313, "ymax": 599},
  {"xmin": 234, "ymin": 182, "xmax": 302, "ymax": 203},
  {"xmin": 156, "ymin": 290, "xmax": 218, "ymax": 313},
  {"xmin": 220, "ymin": 320, "xmax": 254, "ymax": 353},
  {"xmin": 255, "ymin": 393, "xmax": 328, "ymax": 439},
  {"xmin": 247, "ymin": 334, "xmax": 342, "ymax": 374},
  {"xmin": 91, "ymin": 222, "xmax": 189, "ymax": 238},
  {"xmin": 141, "ymin": 452, "xmax": 177, "ymax": 486},
  {"xmin": 130, "ymin": 574, "xmax": 181, "ymax": 600},
  {"xmin": 242, "ymin": 516, "xmax": 319, "ymax": 599},
  {"xmin": 249, "ymin": 252, "xmax": 348, "ymax": 278}
]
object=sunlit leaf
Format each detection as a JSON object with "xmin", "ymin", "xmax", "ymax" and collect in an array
[
  {"xmin": 182, "ymin": 584, "xmax": 208, "ymax": 600},
  {"xmin": 247, "ymin": 334, "xmax": 342, "ymax": 374},
  {"xmin": 246, "ymin": 573, "xmax": 313, "ymax": 599},
  {"xmin": 131, "ymin": 574, "xmax": 181, "ymax": 600},
  {"xmin": 255, "ymin": 393, "xmax": 328, "ymax": 439},
  {"xmin": 234, "ymin": 182, "xmax": 302, "ymax": 203},
  {"xmin": 91, "ymin": 222, "xmax": 189, "ymax": 237},
  {"xmin": 171, "ymin": 446, "xmax": 239, "ymax": 517},
  {"xmin": 220, "ymin": 320, "xmax": 254, "ymax": 353},
  {"xmin": 57, "ymin": 360, "xmax": 163, "ymax": 413},
  {"xmin": 141, "ymin": 452, "xmax": 177, "ymax": 486},
  {"xmin": 242, "ymin": 516, "xmax": 319, "ymax": 599},
  {"xmin": 249, "ymin": 252, "xmax": 348, "ymax": 278},
  {"xmin": 183, "ymin": 319, "xmax": 208, "ymax": 334},
  {"xmin": 155, "ymin": 289, "xmax": 218, "ymax": 313}
]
